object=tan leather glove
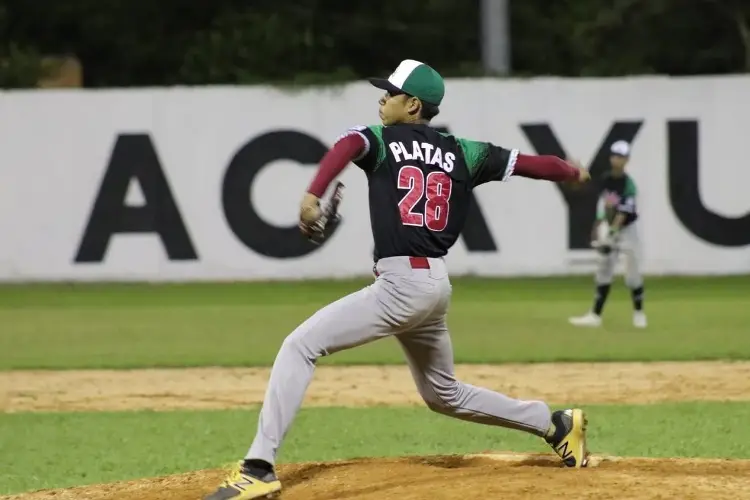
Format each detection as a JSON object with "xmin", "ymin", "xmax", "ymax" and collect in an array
[
  {"xmin": 299, "ymin": 192, "xmax": 322, "ymax": 238},
  {"xmin": 298, "ymin": 182, "xmax": 345, "ymax": 244}
]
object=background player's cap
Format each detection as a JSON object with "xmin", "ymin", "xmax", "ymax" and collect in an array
[
  {"xmin": 368, "ymin": 59, "xmax": 445, "ymax": 106},
  {"xmin": 610, "ymin": 140, "xmax": 631, "ymax": 157}
]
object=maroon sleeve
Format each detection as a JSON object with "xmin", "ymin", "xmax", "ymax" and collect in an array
[
  {"xmin": 513, "ymin": 154, "xmax": 580, "ymax": 182},
  {"xmin": 307, "ymin": 133, "xmax": 366, "ymax": 197}
]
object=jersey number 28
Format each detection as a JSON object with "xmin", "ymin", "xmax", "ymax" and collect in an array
[{"xmin": 397, "ymin": 166, "xmax": 452, "ymax": 232}]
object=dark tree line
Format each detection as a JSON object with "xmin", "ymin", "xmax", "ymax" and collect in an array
[{"xmin": 1, "ymin": 0, "xmax": 748, "ymax": 88}]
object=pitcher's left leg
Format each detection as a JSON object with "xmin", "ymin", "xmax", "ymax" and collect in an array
[
  {"xmin": 246, "ymin": 284, "xmax": 398, "ymax": 466},
  {"xmin": 204, "ymin": 282, "xmax": 402, "ymax": 500}
]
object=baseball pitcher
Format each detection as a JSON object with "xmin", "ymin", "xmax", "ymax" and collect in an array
[
  {"xmin": 205, "ymin": 59, "xmax": 592, "ymax": 500},
  {"xmin": 569, "ymin": 140, "xmax": 647, "ymax": 328}
]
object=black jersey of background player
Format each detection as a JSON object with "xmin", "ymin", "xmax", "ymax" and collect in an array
[
  {"xmin": 597, "ymin": 172, "xmax": 639, "ymax": 227},
  {"xmin": 344, "ymin": 123, "xmax": 518, "ymax": 261}
]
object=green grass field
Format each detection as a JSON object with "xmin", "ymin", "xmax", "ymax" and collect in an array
[
  {"xmin": 2, "ymin": 276, "xmax": 749, "ymax": 496},
  {"xmin": 2, "ymin": 403, "xmax": 750, "ymax": 494},
  {"xmin": 2, "ymin": 276, "xmax": 749, "ymax": 369}
]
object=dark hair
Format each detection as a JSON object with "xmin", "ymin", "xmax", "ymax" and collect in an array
[
  {"xmin": 420, "ymin": 101, "xmax": 440, "ymax": 121},
  {"xmin": 397, "ymin": 91, "xmax": 440, "ymax": 121}
]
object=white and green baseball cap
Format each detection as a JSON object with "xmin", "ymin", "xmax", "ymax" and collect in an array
[
  {"xmin": 368, "ymin": 59, "xmax": 445, "ymax": 106},
  {"xmin": 610, "ymin": 140, "xmax": 631, "ymax": 157}
]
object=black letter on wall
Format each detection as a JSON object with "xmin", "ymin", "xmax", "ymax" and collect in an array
[
  {"xmin": 668, "ymin": 121, "xmax": 750, "ymax": 247},
  {"xmin": 521, "ymin": 122, "xmax": 643, "ymax": 250},
  {"xmin": 222, "ymin": 130, "xmax": 334, "ymax": 258},
  {"xmin": 75, "ymin": 134, "xmax": 197, "ymax": 263}
]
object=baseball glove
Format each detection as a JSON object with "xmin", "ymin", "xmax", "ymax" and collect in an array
[
  {"xmin": 591, "ymin": 229, "xmax": 620, "ymax": 255},
  {"xmin": 302, "ymin": 181, "xmax": 345, "ymax": 245},
  {"xmin": 593, "ymin": 240, "xmax": 613, "ymax": 255}
]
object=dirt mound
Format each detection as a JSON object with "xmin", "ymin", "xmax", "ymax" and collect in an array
[
  {"xmin": 6, "ymin": 453, "xmax": 750, "ymax": 500},
  {"xmin": 4, "ymin": 361, "xmax": 750, "ymax": 412}
]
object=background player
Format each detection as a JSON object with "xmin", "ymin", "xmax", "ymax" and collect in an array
[
  {"xmin": 569, "ymin": 140, "xmax": 647, "ymax": 328},
  {"xmin": 205, "ymin": 59, "xmax": 592, "ymax": 500}
]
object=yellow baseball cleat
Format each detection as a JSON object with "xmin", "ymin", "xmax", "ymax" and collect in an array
[
  {"xmin": 545, "ymin": 409, "xmax": 589, "ymax": 468},
  {"xmin": 204, "ymin": 461, "xmax": 282, "ymax": 500}
]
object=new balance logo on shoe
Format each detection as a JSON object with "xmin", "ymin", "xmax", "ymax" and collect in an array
[
  {"xmin": 556, "ymin": 441, "xmax": 573, "ymax": 460},
  {"xmin": 234, "ymin": 478, "xmax": 256, "ymax": 491}
]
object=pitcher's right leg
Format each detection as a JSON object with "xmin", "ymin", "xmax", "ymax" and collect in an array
[
  {"xmin": 397, "ymin": 323, "xmax": 589, "ymax": 468},
  {"xmin": 397, "ymin": 323, "xmax": 552, "ymax": 436}
]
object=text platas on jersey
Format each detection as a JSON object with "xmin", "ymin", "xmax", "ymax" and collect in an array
[{"xmin": 389, "ymin": 141, "xmax": 456, "ymax": 173}]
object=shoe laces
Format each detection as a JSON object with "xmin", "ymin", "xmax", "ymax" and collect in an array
[{"xmin": 219, "ymin": 463, "xmax": 246, "ymax": 487}]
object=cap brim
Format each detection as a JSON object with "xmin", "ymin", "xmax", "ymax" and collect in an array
[{"xmin": 368, "ymin": 77, "xmax": 404, "ymax": 95}]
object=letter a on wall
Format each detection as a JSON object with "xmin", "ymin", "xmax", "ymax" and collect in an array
[{"xmin": 75, "ymin": 134, "xmax": 198, "ymax": 263}]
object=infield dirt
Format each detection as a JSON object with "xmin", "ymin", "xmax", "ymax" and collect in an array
[
  {"xmin": 3, "ymin": 361, "xmax": 749, "ymax": 499},
  {"xmin": 3, "ymin": 361, "xmax": 750, "ymax": 412}
]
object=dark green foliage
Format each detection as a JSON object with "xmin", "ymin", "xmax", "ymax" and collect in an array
[{"xmin": 0, "ymin": 0, "xmax": 747, "ymax": 87}]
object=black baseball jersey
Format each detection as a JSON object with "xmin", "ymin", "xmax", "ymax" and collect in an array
[
  {"xmin": 596, "ymin": 172, "xmax": 639, "ymax": 227},
  {"xmin": 339, "ymin": 123, "xmax": 518, "ymax": 261}
]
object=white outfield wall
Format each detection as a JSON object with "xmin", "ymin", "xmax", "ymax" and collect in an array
[{"xmin": 0, "ymin": 75, "xmax": 748, "ymax": 282}]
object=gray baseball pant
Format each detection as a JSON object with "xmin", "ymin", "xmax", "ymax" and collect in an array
[
  {"xmin": 245, "ymin": 256, "xmax": 552, "ymax": 466},
  {"xmin": 596, "ymin": 221, "xmax": 644, "ymax": 288}
]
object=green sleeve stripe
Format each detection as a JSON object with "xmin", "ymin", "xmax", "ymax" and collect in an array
[
  {"xmin": 455, "ymin": 137, "xmax": 489, "ymax": 175},
  {"xmin": 625, "ymin": 176, "xmax": 637, "ymax": 197},
  {"xmin": 368, "ymin": 125, "xmax": 387, "ymax": 171}
]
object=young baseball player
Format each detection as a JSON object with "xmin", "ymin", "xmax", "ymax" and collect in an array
[
  {"xmin": 568, "ymin": 140, "xmax": 647, "ymax": 329},
  {"xmin": 205, "ymin": 60, "xmax": 592, "ymax": 500}
]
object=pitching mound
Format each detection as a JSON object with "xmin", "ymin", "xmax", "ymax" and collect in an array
[{"xmin": 7, "ymin": 453, "xmax": 750, "ymax": 500}]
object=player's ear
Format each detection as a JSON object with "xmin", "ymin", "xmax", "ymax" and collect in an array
[{"xmin": 406, "ymin": 97, "xmax": 421, "ymax": 116}]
